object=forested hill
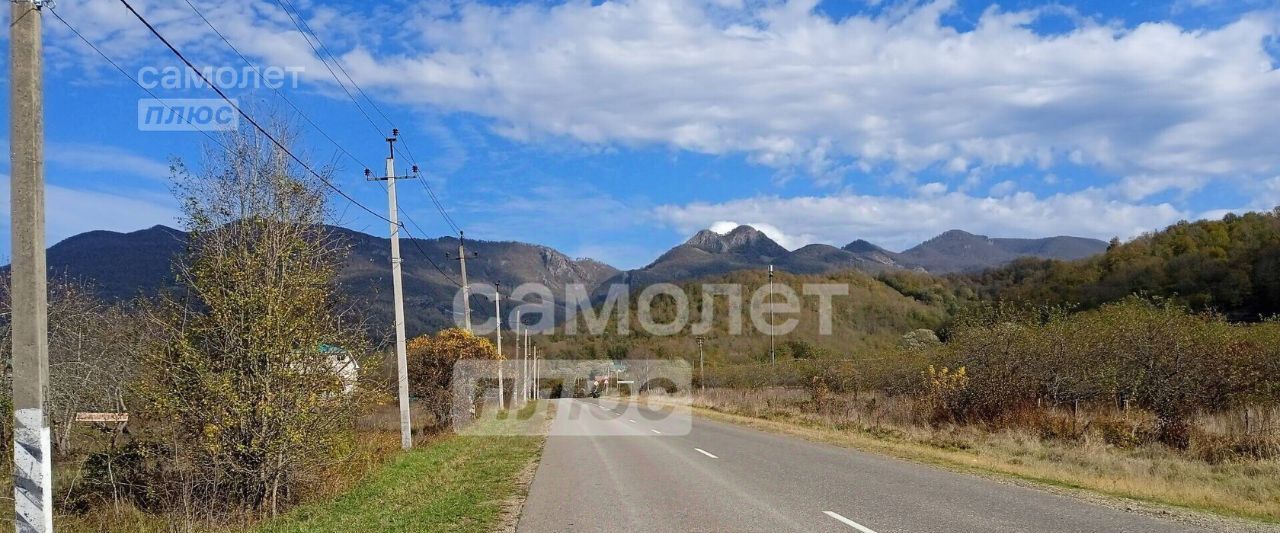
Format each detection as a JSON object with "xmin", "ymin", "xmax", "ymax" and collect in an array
[{"xmin": 964, "ymin": 208, "xmax": 1280, "ymax": 320}]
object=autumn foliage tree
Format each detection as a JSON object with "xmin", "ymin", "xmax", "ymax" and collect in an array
[{"xmin": 406, "ymin": 328, "xmax": 499, "ymax": 430}]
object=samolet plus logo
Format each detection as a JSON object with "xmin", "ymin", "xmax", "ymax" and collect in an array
[{"xmin": 138, "ymin": 98, "xmax": 238, "ymax": 131}]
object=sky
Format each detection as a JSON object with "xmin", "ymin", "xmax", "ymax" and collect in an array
[{"xmin": 1, "ymin": 0, "xmax": 1279, "ymax": 269}]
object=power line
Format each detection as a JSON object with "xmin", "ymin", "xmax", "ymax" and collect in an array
[
  {"xmin": 116, "ymin": 0, "xmax": 394, "ymax": 225},
  {"xmin": 417, "ymin": 174, "xmax": 463, "ymax": 235},
  {"xmin": 271, "ymin": 0, "xmax": 385, "ymax": 139},
  {"xmin": 277, "ymin": 0, "xmax": 396, "ymax": 131},
  {"xmin": 179, "ymin": 0, "xmax": 463, "ymax": 287},
  {"xmin": 180, "ymin": 0, "xmax": 374, "ymax": 173},
  {"xmin": 397, "ymin": 220, "xmax": 463, "ymax": 288},
  {"xmin": 62, "ymin": 1, "xmax": 465, "ymax": 293},
  {"xmin": 47, "ymin": 7, "xmax": 232, "ymax": 154},
  {"xmin": 268, "ymin": 0, "xmax": 464, "ymax": 237}
]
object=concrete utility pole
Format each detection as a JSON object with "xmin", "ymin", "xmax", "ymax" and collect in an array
[
  {"xmin": 696, "ymin": 337, "xmax": 705, "ymax": 394},
  {"xmin": 367, "ymin": 130, "xmax": 418, "ymax": 450},
  {"xmin": 447, "ymin": 233, "xmax": 475, "ymax": 332},
  {"xmin": 768, "ymin": 264, "xmax": 776, "ymax": 365},
  {"xmin": 10, "ymin": 2, "xmax": 53, "ymax": 531},
  {"xmin": 495, "ymin": 283, "xmax": 505, "ymax": 409},
  {"xmin": 514, "ymin": 310, "xmax": 522, "ymax": 408},
  {"xmin": 524, "ymin": 328, "xmax": 531, "ymax": 400}
]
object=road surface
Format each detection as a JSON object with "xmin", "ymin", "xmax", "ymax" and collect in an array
[{"xmin": 516, "ymin": 398, "xmax": 1214, "ymax": 532}]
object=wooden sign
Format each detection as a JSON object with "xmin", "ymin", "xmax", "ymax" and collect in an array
[{"xmin": 75, "ymin": 412, "xmax": 129, "ymax": 423}]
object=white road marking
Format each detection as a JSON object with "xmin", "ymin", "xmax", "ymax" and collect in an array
[
  {"xmin": 628, "ymin": 419, "xmax": 636, "ymax": 423},
  {"xmin": 650, "ymin": 429, "xmax": 662, "ymax": 434},
  {"xmin": 823, "ymin": 511, "xmax": 877, "ymax": 533},
  {"xmin": 694, "ymin": 448, "xmax": 718, "ymax": 459}
]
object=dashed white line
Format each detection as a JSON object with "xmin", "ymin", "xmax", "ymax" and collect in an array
[
  {"xmin": 694, "ymin": 448, "xmax": 718, "ymax": 459},
  {"xmin": 823, "ymin": 511, "xmax": 877, "ymax": 533},
  {"xmin": 650, "ymin": 429, "xmax": 662, "ymax": 434},
  {"xmin": 628, "ymin": 419, "xmax": 637, "ymax": 423}
]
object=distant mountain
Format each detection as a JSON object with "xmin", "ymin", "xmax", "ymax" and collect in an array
[
  {"xmin": 25, "ymin": 223, "xmax": 1108, "ymax": 333},
  {"xmin": 893, "ymin": 230, "xmax": 1108, "ymax": 274},
  {"xmin": 606, "ymin": 225, "xmax": 1108, "ymax": 290},
  {"xmin": 44, "ymin": 225, "xmax": 187, "ymax": 299},
  {"xmin": 29, "ymin": 225, "xmax": 619, "ymax": 336}
]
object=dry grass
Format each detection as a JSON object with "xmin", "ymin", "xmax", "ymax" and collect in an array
[
  {"xmin": 41, "ymin": 403, "xmax": 432, "ymax": 533},
  {"xmin": 691, "ymin": 388, "xmax": 1280, "ymax": 524}
]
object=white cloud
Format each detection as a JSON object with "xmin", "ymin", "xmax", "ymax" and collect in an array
[
  {"xmin": 43, "ymin": 1, "xmax": 1280, "ymax": 195},
  {"xmin": 48, "ymin": 142, "xmax": 173, "ymax": 181},
  {"xmin": 330, "ymin": 0, "xmax": 1280, "ymax": 191},
  {"xmin": 988, "ymin": 180, "xmax": 1018, "ymax": 197},
  {"xmin": 917, "ymin": 182, "xmax": 948, "ymax": 197},
  {"xmin": 708, "ymin": 220, "xmax": 810, "ymax": 250},
  {"xmin": 655, "ymin": 190, "xmax": 1186, "ymax": 252},
  {"xmin": 0, "ymin": 174, "xmax": 180, "ymax": 248}
]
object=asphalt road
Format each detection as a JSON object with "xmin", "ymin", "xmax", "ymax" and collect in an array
[{"xmin": 516, "ymin": 397, "xmax": 1213, "ymax": 533}]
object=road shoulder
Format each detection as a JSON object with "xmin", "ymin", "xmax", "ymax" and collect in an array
[{"xmin": 683, "ymin": 401, "xmax": 1280, "ymax": 533}]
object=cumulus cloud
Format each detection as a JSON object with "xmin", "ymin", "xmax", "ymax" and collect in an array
[
  {"xmin": 328, "ymin": 0, "xmax": 1280, "ymax": 194},
  {"xmin": 708, "ymin": 220, "xmax": 811, "ymax": 250},
  {"xmin": 44, "ymin": 1, "xmax": 1280, "ymax": 194},
  {"xmin": 655, "ymin": 190, "xmax": 1186, "ymax": 252},
  {"xmin": 0, "ymin": 174, "xmax": 180, "ymax": 248},
  {"xmin": 47, "ymin": 1, "xmax": 1280, "ymax": 194}
]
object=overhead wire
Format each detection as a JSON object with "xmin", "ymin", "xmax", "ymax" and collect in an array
[
  {"xmin": 115, "ymin": 0, "xmax": 395, "ymax": 226},
  {"xmin": 269, "ymin": 0, "xmax": 464, "ymax": 237},
  {"xmin": 184, "ymin": 0, "xmax": 464, "ymax": 286},
  {"xmin": 180, "ymin": 0, "xmax": 374, "ymax": 173},
  {"xmin": 47, "ymin": 7, "xmax": 232, "ymax": 154}
]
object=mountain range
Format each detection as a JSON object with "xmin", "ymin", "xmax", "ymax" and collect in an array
[
  {"xmin": 603, "ymin": 225, "xmax": 1107, "ymax": 291},
  {"xmin": 39, "ymin": 225, "xmax": 618, "ymax": 335},
  {"xmin": 22, "ymin": 224, "xmax": 1106, "ymax": 335}
]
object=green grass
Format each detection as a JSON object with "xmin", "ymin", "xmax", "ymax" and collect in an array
[{"xmin": 259, "ymin": 406, "xmax": 547, "ymax": 533}]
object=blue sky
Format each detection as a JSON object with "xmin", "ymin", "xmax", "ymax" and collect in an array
[{"xmin": 2, "ymin": 0, "xmax": 1279, "ymax": 269}]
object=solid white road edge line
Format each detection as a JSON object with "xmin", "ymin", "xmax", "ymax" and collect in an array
[
  {"xmin": 694, "ymin": 448, "xmax": 718, "ymax": 459},
  {"xmin": 823, "ymin": 511, "xmax": 878, "ymax": 533}
]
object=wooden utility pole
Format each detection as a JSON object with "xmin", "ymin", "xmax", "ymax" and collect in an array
[
  {"xmin": 10, "ymin": 1, "xmax": 53, "ymax": 531},
  {"xmin": 495, "ymin": 283, "xmax": 505, "ymax": 409},
  {"xmin": 367, "ymin": 130, "xmax": 417, "ymax": 449}
]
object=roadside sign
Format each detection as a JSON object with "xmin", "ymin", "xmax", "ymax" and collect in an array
[{"xmin": 74, "ymin": 412, "xmax": 129, "ymax": 423}]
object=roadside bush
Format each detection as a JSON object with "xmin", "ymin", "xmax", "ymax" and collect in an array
[
  {"xmin": 918, "ymin": 365, "xmax": 968, "ymax": 425},
  {"xmin": 1094, "ymin": 414, "xmax": 1159, "ymax": 449},
  {"xmin": 939, "ymin": 297, "xmax": 1278, "ymax": 448},
  {"xmin": 406, "ymin": 328, "xmax": 499, "ymax": 431}
]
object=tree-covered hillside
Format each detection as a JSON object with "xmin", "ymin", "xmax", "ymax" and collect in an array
[{"xmin": 966, "ymin": 208, "xmax": 1280, "ymax": 320}]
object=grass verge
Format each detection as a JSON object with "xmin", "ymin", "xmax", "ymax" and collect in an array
[{"xmin": 258, "ymin": 403, "xmax": 548, "ymax": 533}]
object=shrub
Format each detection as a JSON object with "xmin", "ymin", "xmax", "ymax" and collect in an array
[
  {"xmin": 406, "ymin": 328, "xmax": 499, "ymax": 430},
  {"xmin": 127, "ymin": 119, "xmax": 379, "ymax": 518},
  {"xmin": 919, "ymin": 365, "xmax": 968, "ymax": 425}
]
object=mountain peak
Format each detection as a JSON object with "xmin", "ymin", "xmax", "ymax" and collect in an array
[
  {"xmin": 685, "ymin": 229, "xmax": 725, "ymax": 249},
  {"xmin": 843, "ymin": 239, "xmax": 887, "ymax": 254},
  {"xmin": 935, "ymin": 229, "xmax": 984, "ymax": 240},
  {"xmin": 685, "ymin": 225, "xmax": 786, "ymax": 258}
]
